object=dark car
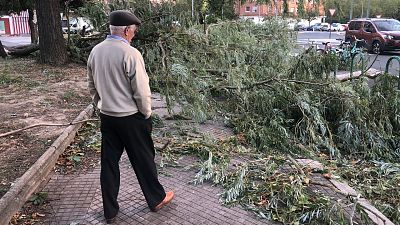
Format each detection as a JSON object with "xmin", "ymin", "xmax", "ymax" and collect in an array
[
  {"xmin": 345, "ymin": 18, "xmax": 400, "ymax": 53},
  {"xmin": 294, "ymin": 24, "xmax": 308, "ymax": 31},
  {"xmin": 307, "ymin": 23, "xmax": 321, "ymax": 31}
]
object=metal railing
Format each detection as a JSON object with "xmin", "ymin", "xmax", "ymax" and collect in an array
[{"xmin": 385, "ymin": 56, "xmax": 400, "ymax": 90}]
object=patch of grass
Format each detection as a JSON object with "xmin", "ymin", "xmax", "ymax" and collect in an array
[
  {"xmin": 0, "ymin": 72, "xmax": 40, "ymax": 88},
  {"xmin": 152, "ymin": 114, "xmax": 165, "ymax": 128},
  {"xmin": 0, "ymin": 73, "xmax": 14, "ymax": 86},
  {"xmin": 62, "ymin": 90, "xmax": 79, "ymax": 102},
  {"xmin": 0, "ymin": 187, "xmax": 8, "ymax": 196},
  {"xmin": 39, "ymin": 98, "xmax": 53, "ymax": 107},
  {"xmin": 28, "ymin": 192, "xmax": 48, "ymax": 205},
  {"xmin": 41, "ymin": 69, "xmax": 66, "ymax": 82}
]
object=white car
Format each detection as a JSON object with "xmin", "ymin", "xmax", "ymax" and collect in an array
[
  {"xmin": 62, "ymin": 17, "xmax": 92, "ymax": 34},
  {"xmin": 330, "ymin": 23, "xmax": 343, "ymax": 31},
  {"xmin": 320, "ymin": 23, "xmax": 330, "ymax": 31}
]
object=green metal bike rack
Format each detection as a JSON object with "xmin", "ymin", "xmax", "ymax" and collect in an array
[
  {"xmin": 385, "ymin": 56, "xmax": 400, "ymax": 90},
  {"xmin": 350, "ymin": 52, "xmax": 365, "ymax": 79}
]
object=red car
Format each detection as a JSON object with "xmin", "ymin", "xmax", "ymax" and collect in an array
[{"xmin": 345, "ymin": 18, "xmax": 400, "ymax": 54}]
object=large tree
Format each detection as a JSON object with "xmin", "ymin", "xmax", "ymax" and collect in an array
[
  {"xmin": 35, "ymin": 0, "xmax": 67, "ymax": 65},
  {"xmin": 297, "ymin": 0, "xmax": 305, "ymax": 17},
  {"xmin": 255, "ymin": 0, "xmax": 278, "ymax": 17},
  {"xmin": 283, "ymin": 0, "xmax": 288, "ymax": 16},
  {"xmin": 324, "ymin": 0, "xmax": 400, "ymax": 22}
]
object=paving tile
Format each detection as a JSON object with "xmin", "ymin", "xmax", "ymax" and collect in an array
[{"xmin": 35, "ymin": 95, "xmax": 276, "ymax": 224}]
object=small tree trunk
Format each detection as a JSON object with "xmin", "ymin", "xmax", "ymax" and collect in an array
[
  {"xmin": 35, "ymin": 0, "xmax": 68, "ymax": 65},
  {"xmin": 28, "ymin": 8, "xmax": 39, "ymax": 44},
  {"xmin": 0, "ymin": 41, "xmax": 8, "ymax": 58},
  {"xmin": 8, "ymin": 44, "xmax": 39, "ymax": 57},
  {"xmin": 65, "ymin": 2, "xmax": 71, "ymax": 46}
]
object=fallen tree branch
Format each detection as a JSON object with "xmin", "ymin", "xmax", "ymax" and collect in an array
[
  {"xmin": 349, "ymin": 195, "xmax": 360, "ymax": 225},
  {"xmin": 358, "ymin": 201, "xmax": 389, "ymax": 224},
  {"xmin": 280, "ymin": 78, "xmax": 330, "ymax": 86},
  {"xmin": 158, "ymin": 38, "xmax": 167, "ymax": 71},
  {"xmin": 339, "ymin": 72, "xmax": 383, "ymax": 82},
  {"xmin": 191, "ymin": 69, "xmax": 228, "ymax": 75},
  {"xmin": 217, "ymin": 77, "xmax": 329, "ymax": 91},
  {"xmin": 6, "ymin": 44, "xmax": 39, "ymax": 57},
  {"xmin": 0, "ymin": 119, "xmax": 99, "ymax": 138},
  {"xmin": 156, "ymin": 140, "xmax": 171, "ymax": 151},
  {"xmin": 286, "ymin": 155, "xmax": 306, "ymax": 176}
]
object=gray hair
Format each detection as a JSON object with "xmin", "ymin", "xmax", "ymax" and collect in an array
[{"xmin": 109, "ymin": 24, "xmax": 136, "ymax": 34}]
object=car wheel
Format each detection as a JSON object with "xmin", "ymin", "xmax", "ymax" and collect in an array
[{"xmin": 371, "ymin": 41, "xmax": 382, "ymax": 54}]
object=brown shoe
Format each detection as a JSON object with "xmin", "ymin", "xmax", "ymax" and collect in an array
[
  {"xmin": 152, "ymin": 191, "xmax": 174, "ymax": 212},
  {"xmin": 106, "ymin": 217, "xmax": 116, "ymax": 224}
]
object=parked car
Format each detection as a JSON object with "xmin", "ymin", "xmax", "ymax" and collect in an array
[
  {"xmin": 330, "ymin": 23, "xmax": 343, "ymax": 31},
  {"xmin": 62, "ymin": 17, "xmax": 92, "ymax": 35},
  {"xmin": 341, "ymin": 23, "xmax": 348, "ymax": 31},
  {"xmin": 345, "ymin": 18, "xmax": 400, "ymax": 54},
  {"xmin": 320, "ymin": 23, "xmax": 330, "ymax": 31},
  {"xmin": 306, "ymin": 23, "xmax": 321, "ymax": 31},
  {"xmin": 294, "ymin": 24, "xmax": 308, "ymax": 31}
]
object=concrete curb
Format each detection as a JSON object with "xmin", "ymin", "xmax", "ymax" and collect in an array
[
  {"xmin": 329, "ymin": 180, "xmax": 395, "ymax": 225},
  {"xmin": 296, "ymin": 159, "xmax": 395, "ymax": 225},
  {"xmin": 335, "ymin": 68, "xmax": 382, "ymax": 81},
  {"xmin": 0, "ymin": 105, "xmax": 94, "ymax": 225}
]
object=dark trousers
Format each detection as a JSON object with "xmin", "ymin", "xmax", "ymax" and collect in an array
[{"xmin": 100, "ymin": 113, "xmax": 166, "ymax": 219}]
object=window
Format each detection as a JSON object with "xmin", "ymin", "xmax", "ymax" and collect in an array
[
  {"xmin": 245, "ymin": 6, "xmax": 250, "ymax": 12},
  {"xmin": 290, "ymin": 7, "xmax": 295, "ymax": 13},
  {"xmin": 252, "ymin": 6, "xmax": 258, "ymax": 12},
  {"xmin": 374, "ymin": 20, "xmax": 400, "ymax": 31},
  {"xmin": 349, "ymin": 21, "xmax": 362, "ymax": 30},
  {"xmin": 0, "ymin": 21, "xmax": 5, "ymax": 32},
  {"xmin": 363, "ymin": 22, "xmax": 375, "ymax": 33}
]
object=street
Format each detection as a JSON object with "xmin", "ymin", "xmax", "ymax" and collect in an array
[
  {"xmin": 297, "ymin": 31, "xmax": 400, "ymax": 76},
  {"xmin": 1, "ymin": 32, "xmax": 400, "ymax": 76},
  {"xmin": 0, "ymin": 35, "xmax": 31, "ymax": 48}
]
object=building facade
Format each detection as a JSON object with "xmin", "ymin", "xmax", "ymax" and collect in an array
[{"xmin": 235, "ymin": 0, "xmax": 325, "ymax": 23}]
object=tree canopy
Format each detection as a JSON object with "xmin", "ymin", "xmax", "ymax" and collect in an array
[{"xmin": 323, "ymin": 0, "xmax": 400, "ymax": 22}]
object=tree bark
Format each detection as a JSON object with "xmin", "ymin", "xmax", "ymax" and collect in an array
[
  {"xmin": 28, "ymin": 8, "xmax": 39, "ymax": 44},
  {"xmin": 7, "ymin": 44, "xmax": 39, "ymax": 57},
  {"xmin": 0, "ymin": 41, "xmax": 8, "ymax": 58},
  {"xmin": 35, "ymin": 0, "xmax": 68, "ymax": 65}
]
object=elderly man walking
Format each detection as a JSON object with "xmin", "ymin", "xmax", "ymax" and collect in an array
[{"xmin": 87, "ymin": 10, "xmax": 174, "ymax": 224}]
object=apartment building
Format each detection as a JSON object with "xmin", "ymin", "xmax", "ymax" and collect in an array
[{"xmin": 236, "ymin": 0, "xmax": 325, "ymax": 23}]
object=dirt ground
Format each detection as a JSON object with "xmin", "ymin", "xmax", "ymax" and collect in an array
[{"xmin": 0, "ymin": 57, "xmax": 91, "ymax": 198}]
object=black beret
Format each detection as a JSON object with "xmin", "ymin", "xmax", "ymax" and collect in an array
[{"xmin": 109, "ymin": 10, "xmax": 141, "ymax": 26}]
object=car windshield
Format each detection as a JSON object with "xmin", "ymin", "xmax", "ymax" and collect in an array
[{"xmin": 374, "ymin": 20, "xmax": 400, "ymax": 31}]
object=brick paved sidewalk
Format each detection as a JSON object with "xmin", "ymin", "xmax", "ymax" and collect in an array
[
  {"xmin": 41, "ymin": 154, "xmax": 270, "ymax": 224},
  {"xmin": 36, "ymin": 94, "xmax": 272, "ymax": 225}
]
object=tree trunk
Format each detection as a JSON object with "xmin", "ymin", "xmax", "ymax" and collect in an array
[
  {"xmin": 7, "ymin": 44, "xmax": 40, "ymax": 57},
  {"xmin": 0, "ymin": 41, "xmax": 8, "ymax": 58},
  {"xmin": 28, "ymin": 8, "xmax": 39, "ymax": 44},
  {"xmin": 65, "ymin": 1, "xmax": 71, "ymax": 46},
  {"xmin": 35, "ymin": 0, "xmax": 68, "ymax": 65}
]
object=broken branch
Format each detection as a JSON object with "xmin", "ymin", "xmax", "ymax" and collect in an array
[{"xmin": 0, "ymin": 119, "xmax": 99, "ymax": 138}]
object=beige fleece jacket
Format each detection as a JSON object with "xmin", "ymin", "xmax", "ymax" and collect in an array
[{"xmin": 87, "ymin": 38, "xmax": 152, "ymax": 118}]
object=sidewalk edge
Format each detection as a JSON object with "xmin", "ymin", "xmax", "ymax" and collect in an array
[{"xmin": 0, "ymin": 104, "xmax": 94, "ymax": 225}]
